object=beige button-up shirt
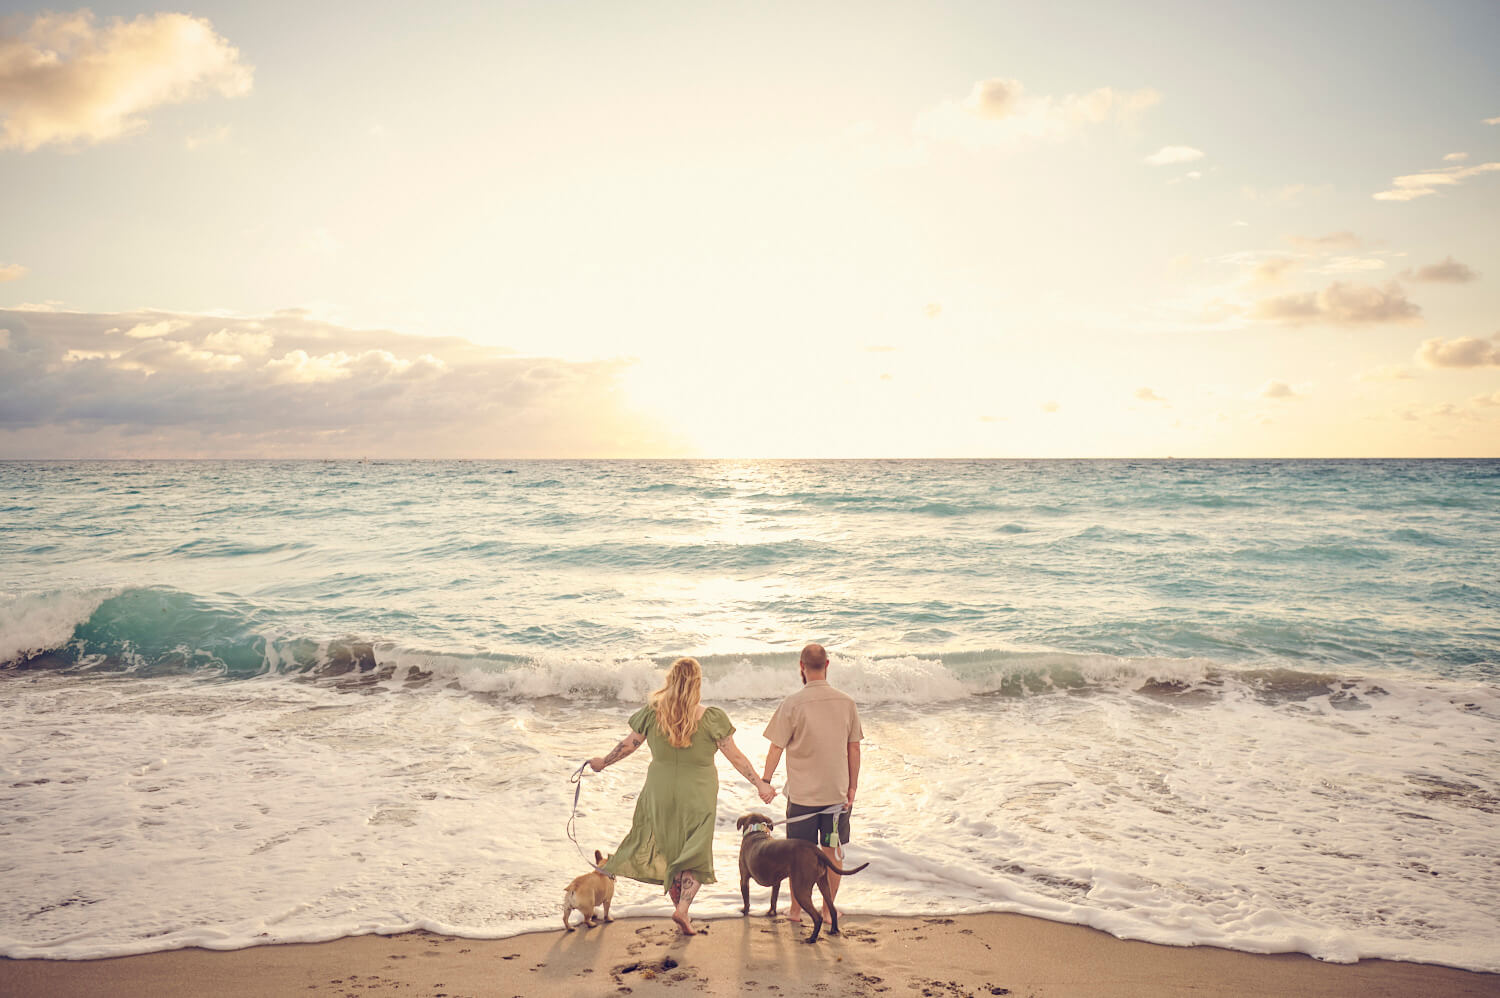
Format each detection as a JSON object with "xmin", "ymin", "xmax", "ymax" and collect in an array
[{"xmin": 763, "ymin": 679, "xmax": 863, "ymax": 806}]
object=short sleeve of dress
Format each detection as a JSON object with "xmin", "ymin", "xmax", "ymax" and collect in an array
[
  {"xmin": 628, "ymin": 704, "xmax": 653, "ymax": 735},
  {"xmin": 700, "ymin": 706, "xmax": 735, "ymax": 742}
]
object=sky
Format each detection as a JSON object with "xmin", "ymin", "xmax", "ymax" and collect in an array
[{"xmin": 1, "ymin": 0, "xmax": 1497, "ymax": 458}]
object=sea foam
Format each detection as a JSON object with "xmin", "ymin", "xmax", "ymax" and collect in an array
[{"xmin": 2, "ymin": 458, "xmax": 1497, "ymax": 969}]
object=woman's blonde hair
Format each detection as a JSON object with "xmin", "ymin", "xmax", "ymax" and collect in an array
[{"xmin": 650, "ymin": 657, "xmax": 703, "ymax": 748}]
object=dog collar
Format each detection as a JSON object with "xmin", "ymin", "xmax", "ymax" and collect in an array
[{"xmin": 742, "ymin": 822, "xmax": 770, "ymax": 835}]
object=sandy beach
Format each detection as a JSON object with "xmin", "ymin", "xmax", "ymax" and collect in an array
[{"xmin": 4, "ymin": 912, "xmax": 1497, "ymax": 998}]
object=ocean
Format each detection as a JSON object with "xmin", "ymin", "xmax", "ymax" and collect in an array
[{"xmin": 1, "ymin": 459, "xmax": 1497, "ymax": 971}]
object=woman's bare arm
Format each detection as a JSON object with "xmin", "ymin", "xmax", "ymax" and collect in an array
[
  {"xmin": 717, "ymin": 734, "xmax": 776, "ymax": 803},
  {"xmin": 590, "ymin": 730, "xmax": 645, "ymax": 772}
]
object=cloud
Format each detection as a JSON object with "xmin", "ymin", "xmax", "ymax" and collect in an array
[
  {"xmin": 1144, "ymin": 145, "xmax": 1203, "ymax": 166},
  {"xmin": 1058, "ymin": 86, "xmax": 1160, "ymax": 124},
  {"xmin": 1315, "ymin": 257, "xmax": 1386, "ymax": 274},
  {"xmin": 263, "ymin": 349, "xmax": 354, "ymax": 384},
  {"xmin": 1251, "ymin": 256, "xmax": 1298, "ymax": 285},
  {"xmin": 261, "ymin": 348, "xmax": 447, "ymax": 384},
  {"xmin": 0, "ymin": 11, "xmax": 252, "ymax": 151},
  {"xmin": 1356, "ymin": 364, "xmax": 1417, "ymax": 382},
  {"xmin": 1261, "ymin": 380, "xmax": 1297, "ymax": 400},
  {"xmin": 1373, "ymin": 160, "xmax": 1500, "ymax": 201},
  {"xmin": 184, "ymin": 124, "xmax": 230, "ymax": 150},
  {"xmin": 1250, "ymin": 281, "xmax": 1420, "ymax": 325},
  {"xmin": 1281, "ymin": 233, "xmax": 1389, "ymax": 275},
  {"xmin": 0, "ymin": 262, "xmax": 27, "ymax": 282},
  {"xmin": 962, "ymin": 78, "xmax": 1025, "ymax": 120},
  {"xmin": 918, "ymin": 78, "xmax": 1159, "ymax": 146},
  {"xmin": 923, "ymin": 303, "xmax": 942, "ymax": 319},
  {"xmin": 1473, "ymin": 391, "xmax": 1500, "ymax": 407},
  {"xmin": 1288, "ymin": 231, "xmax": 1362, "ymax": 251},
  {"xmin": 1486, "ymin": 116, "xmax": 1500, "ymax": 126},
  {"xmin": 1443, "ymin": 152, "xmax": 1468, "ymax": 162},
  {"xmin": 1397, "ymin": 402, "xmax": 1466, "ymax": 423},
  {"xmin": 201, "ymin": 329, "xmax": 272, "ymax": 355},
  {"xmin": 1041, "ymin": 400, "xmax": 1060, "ymax": 413},
  {"xmin": 0, "ymin": 308, "xmax": 675, "ymax": 457},
  {"xmin": 123, "ymin": 318, "xmax": 188, "ymax": 339},
  {"xmin": 1416, "ymin": 333, "xmax": 1500, "ymax": 368},
  {"xmin": 1402, "ymin": 256, "xmax": 1477, "ymax": 283},
  {"xmin": 1134, "ymin": 387, "xmax": 1166, "ymax": 402}
]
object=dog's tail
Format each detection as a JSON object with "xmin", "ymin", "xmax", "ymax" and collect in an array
[{"xmin": 817, "ymin": 855, "xmax": 870, "ymax": 877}]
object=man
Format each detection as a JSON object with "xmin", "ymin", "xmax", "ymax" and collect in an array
[{"xmin": 761, "ymin": 642, "xmax": 863, "ymax": 922}]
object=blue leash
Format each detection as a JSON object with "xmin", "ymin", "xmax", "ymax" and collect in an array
[
  {"xmin": 779, "ymin": 802, "xmax": 848, "ymax": 826},
  {"xmin": 776, "ymin": 801, "xmax": 849, "ymax": 860},
  {"xmin": 568, "ymin": 760, "xmax": 616, "ymax": 878}
]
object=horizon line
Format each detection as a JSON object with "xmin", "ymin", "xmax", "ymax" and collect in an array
[{"xmin": 3, "ymin": 455, "xmax": 1498, "ymax": 463}]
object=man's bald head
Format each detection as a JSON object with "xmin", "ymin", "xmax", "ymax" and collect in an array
[{"xmin": 799, "ymin": 643, "xmax": 828, "ymax": 675}]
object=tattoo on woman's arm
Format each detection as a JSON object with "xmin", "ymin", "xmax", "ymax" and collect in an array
[
  {"xmin": 719, "ymin": 740, "xmax": 759, "ymax": 782},
  {"xmin": 601, "ymin": 736, "xmax": 635, "ymax": 768}
]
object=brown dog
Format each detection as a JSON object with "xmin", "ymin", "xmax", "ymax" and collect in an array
[
  {"xmin": 736, "ymin": 812, "xmax": 869, "ymax": 943},
  {"xmin": 562, "ymin": 850, "xmax": 615, "ymax": 931}
]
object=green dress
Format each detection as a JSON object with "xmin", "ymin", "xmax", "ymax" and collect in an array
[{"xmin": 602, "ymin": 704, "xmax": 735, "ymax": 890}]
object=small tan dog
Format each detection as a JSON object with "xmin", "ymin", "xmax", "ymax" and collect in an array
[{"xmin": 562, "ymin": 850, "xmax": 615, "ymax": 931}]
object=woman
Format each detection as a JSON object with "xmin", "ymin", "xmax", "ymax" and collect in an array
[{"xmin": 589, "ymin": 656, "xmax": 775, "ymax": 934}]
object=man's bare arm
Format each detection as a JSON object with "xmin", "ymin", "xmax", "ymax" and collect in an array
[
  {"xmin": 589, "ymin": 731, "xmax": 645, "ymax": 772},
  {"xmin": 846, "ymin": 741, "xmax": 861, "ymax": 809},
  {"xmin": 762, "ymin": 743, "xmax": 784, "ymax": 784}
]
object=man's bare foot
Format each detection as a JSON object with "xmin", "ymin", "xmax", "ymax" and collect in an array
[{"xmin": 672, "ymin": 912, "xmax": 696, "ymax": 935}]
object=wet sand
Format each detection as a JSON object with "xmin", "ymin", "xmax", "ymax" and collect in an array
[{"xmin": 4, "ymin": 912, "xmax": 1498, "ymax": 997}]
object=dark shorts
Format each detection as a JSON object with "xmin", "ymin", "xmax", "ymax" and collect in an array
[{"xmin": 785, "ymin": 800, "xmax": 851, "ymax": 847}]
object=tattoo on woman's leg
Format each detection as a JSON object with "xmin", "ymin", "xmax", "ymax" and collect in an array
[{"xmin": 676, "ymin": 870, "xmax": 700, "ymax": 909}]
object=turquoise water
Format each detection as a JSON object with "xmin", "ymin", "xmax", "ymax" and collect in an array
[
  {"xmin": 4, "ymin": 459, "xmax": 1498, "ymax": 678},
  {"xmin": 2, "ymin": 460, "xmax": 1498, "ymax": 968}
]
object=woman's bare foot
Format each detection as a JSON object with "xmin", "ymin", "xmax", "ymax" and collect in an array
[
  {"xmin": 672, "ymin": 911, "xmax": 696, "ymax": 935},
  {"xmin": 784, "ymin": 909, "xmax": 803, "ymax": 923}
]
